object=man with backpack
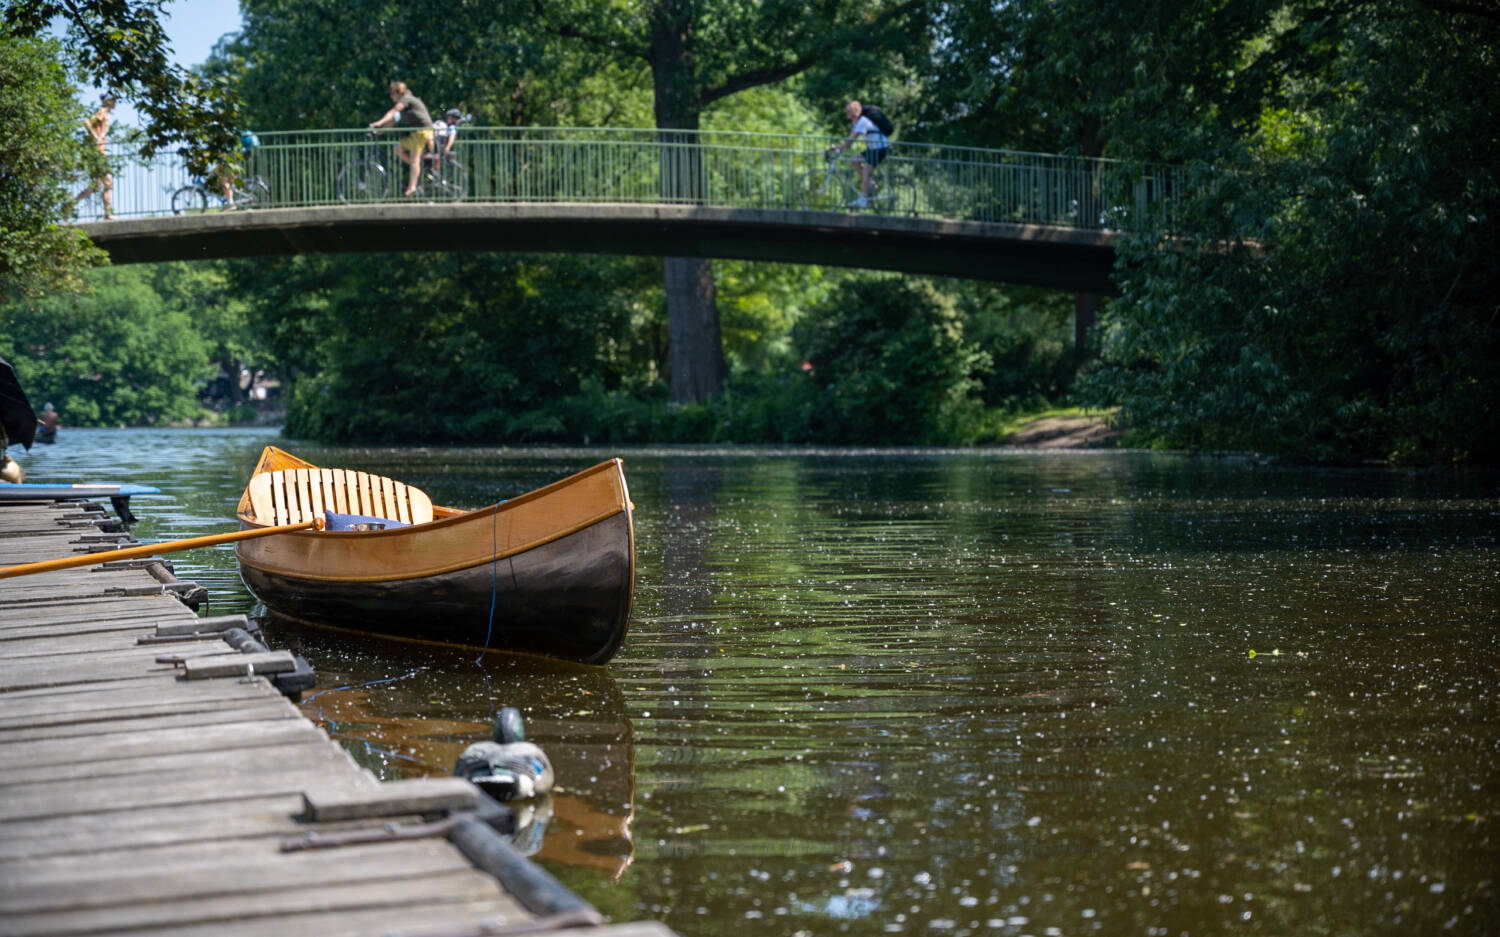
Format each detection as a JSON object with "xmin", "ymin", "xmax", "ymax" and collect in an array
[{"xmin": 826, "ymin": 100, "xmax": 893, "ymax": 209}]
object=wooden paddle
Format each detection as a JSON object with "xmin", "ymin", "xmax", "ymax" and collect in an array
[{"xmin": 0, "ymin": 517, "xmax": 324, "ymax": 580}]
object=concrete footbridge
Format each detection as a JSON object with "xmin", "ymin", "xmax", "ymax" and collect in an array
[{"xmin": 77, "ymin": 128, "xmax": 1185, "ymax": 295}]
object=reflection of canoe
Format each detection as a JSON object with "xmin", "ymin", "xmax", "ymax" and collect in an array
[{"xmin": 234, "ymin": 446, "xmax": 635, "ymax": 664}]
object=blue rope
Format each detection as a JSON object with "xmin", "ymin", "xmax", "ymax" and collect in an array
[{"xmin": 476, "ymin": 501, "xmax": 499, "ymax": 663}]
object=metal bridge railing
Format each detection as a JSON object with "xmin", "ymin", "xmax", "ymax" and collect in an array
[{"xmin": 73, "ymin": 127, "xmax": 1184, "ymax": 232}]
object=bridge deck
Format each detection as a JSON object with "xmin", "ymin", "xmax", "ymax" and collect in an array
[
  {"xmin": 0, "ymin": 496, "xmax": 671, "ymax": 937},
  {"xmin": 81, "ymin": 203, "xmax": 1122, "ymax": 294}
]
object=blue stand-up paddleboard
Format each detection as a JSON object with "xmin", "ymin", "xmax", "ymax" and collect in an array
[{"xmin": 0, "ymin": 483, "xmax": 161, "ymax": 524}]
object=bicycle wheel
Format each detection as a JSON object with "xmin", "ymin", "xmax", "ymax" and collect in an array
[
  {"xmin": 170, "ymin": 185, "xmax": 209, "ymax": 215},
  {"xmin": 798, "ymin": 170, "xmax": 850, "ymax": 211},
  {"xmin": 239, "ymin": 177, "xmax": 271, "ymax": 209},
  {"xmin": 869, "ymin": 170, "xmax": 913, "ymax": 215},
  {"xmin": 337, "ymin": 159, "xmax": 387, "ymax": 203},
  {"xmin": 439, "ymin": 159, "xmax": 468, "ymax": 201}
]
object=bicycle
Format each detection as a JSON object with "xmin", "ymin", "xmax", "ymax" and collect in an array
[
  {"xmin": 338, "ymin": 132, "xmax": 467, "ymax": 203},
  {"xmin": 798, "ymin": 150, "xmax": 913, "ymax": 214},
  {"xmin": 170, "ymin": 173, "xmax": 270, "ymax": 214}
]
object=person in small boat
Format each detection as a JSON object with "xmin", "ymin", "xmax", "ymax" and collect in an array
[
  {"xmin": 453, "ymin": 707, "xmax": 554, "ymax": 801},
  {"xmin": 37, "ymin": 403, "xmax": 59, "ymax": 443}
]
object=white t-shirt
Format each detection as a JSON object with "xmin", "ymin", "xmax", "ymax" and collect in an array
[
  {"xmin": 851, "ymin": 115, "xmax": 889, "ymax": 149},
  {"xmin": 434, "ymin": 120, "xmax": 458, "ymax": 148}
]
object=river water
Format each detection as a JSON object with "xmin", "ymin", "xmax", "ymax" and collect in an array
[{"xmin": 17, "ymin": 428, "xmax": 1499, "ymax": 937}]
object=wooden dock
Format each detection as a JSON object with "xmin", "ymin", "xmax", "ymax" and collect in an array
[{"xmin": 0, "ymin": 494, "xmax": 672, "ymax": 937}]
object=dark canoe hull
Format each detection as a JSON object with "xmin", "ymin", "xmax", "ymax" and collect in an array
[{"xmin": 240, "ymin": 511, "xmax": 633, "ymax": 664}]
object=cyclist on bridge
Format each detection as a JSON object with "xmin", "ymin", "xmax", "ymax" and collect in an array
[
  {"xmin": 215, "ymin": 130, "xmax": 260, "ymax": 208},
  {"xmin": 825, "ymin": 99, "xmax": 892, "ymax": 209},
  {"xmin": 368, "ymin": 81, "xmax": 434, "ymax": 197}
]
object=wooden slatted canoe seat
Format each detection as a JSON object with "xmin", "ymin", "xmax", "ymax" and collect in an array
[{"xmin": 247, "ymin": 468, "xmax": 434, "ymax": 527}]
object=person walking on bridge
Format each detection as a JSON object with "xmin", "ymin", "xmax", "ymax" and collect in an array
[
  {"xmin": 74, "ymin": 94, "xmax": 117, "ymax": 219},
  {"xmin": 825, "ymin": 99, "xmax": 892, "ymax": 209},
  {"xmin": 368, "ymin": 81, "xmax": 433, "ymax": 197}
]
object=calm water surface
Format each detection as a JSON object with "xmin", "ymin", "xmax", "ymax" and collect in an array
[{"xmin": 19, "ymin": 428, "xmax": 1499, "ymax": 937}]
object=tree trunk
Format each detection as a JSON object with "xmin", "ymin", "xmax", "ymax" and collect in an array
[
  {"xmin": 665, "ymin": 256, "xmax": 725, "ymax": 402},
  {"xmin": 1074, "ymin": 292, "xmax": 1101, "ymax": 361},
  {"xmin": 651, "ymin": 4, "xmax": 726, "ymax": 403}
]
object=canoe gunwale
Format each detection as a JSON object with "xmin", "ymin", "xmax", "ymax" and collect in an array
[{"xmin": 235, "ymin": 501, "xmax": 630, "ymax": 584}]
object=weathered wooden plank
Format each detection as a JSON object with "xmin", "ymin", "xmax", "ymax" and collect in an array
[
  {"xmin": 0, "ymin": 707, "xmax": 309, "ymax": 752},
  {"xmin": 152, "ymin": 905, "xmax": 706, "ymax": 937},
  {"xmin": 0, "ymin": 651, "xmax": 211, "ymax": 691},
  {"xmin": 182, "ymin": 650, "xmax": 297, "ymax": 680},
  {"xmin": 2, "ymin": 870, "xmax": 513, "ymax": 937},
  {"xmin": 157, "ymin": 908, "xmax": 680, "ymax": 937},
  {"xmin": 0, "ymin": 616, "xmax": 188, "ymax": 640},
  {"xmin": 133, "ymin": 899, "xmax": 535, "ymax": 937},
  {"xmin": 0, "ymin": 590, "xmax": 183, "ymax": 613},
  {"xmin": 0, "ymin": 629, "xmax": 225, "ymax": 656},
  {"xmin": 0, "ymin": 629, "xmax": 237, "ymax": 659},
  {"xmin": 0, "ymin": 673, "xmax": 169, "ymax": 701},
  {"xmin": 155, "ymin": 614, "xmax": 252, "ymax": 636},
  {"xmin": 0, "ymin": 602, "xmax": 186, "ymax": 626},
  {"xmin": 0, "ymin": 805, "xmax": 439, "ymax": 867},
  {"xmin": 0, "ymin": 630, "xmax": 224, "ymax": 658},
  {"xmin": 302, "ymin": 777, "xmax": 481, "ymax": 821},
  {"xmin": 0, "ymin": 679, "xmax": 277, "ymax": 727},
  {"xmin": 0, "ymin": 724, "xmax": 326, "ymax": 781},
  {"xmin": 0, "ymin": 604, "xmax": 188, "ymax": 623},
  {"xmin": 0, "ymin": 795, "xmax": 306, "ymax": 858},
  {"xmin": 1, "ymin": 838, "xmax": 478, "ymax": 910},
  {"xmin": 0, "ymin": 759, "xmax": 375, "ymax": 823}
]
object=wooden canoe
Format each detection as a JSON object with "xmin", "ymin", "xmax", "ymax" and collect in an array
[{"xmin": 234, "ymin": 446, "xmax": 634, "ymax": 664}]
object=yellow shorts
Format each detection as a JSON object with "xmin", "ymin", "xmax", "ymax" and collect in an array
[{"xmin": 402, "ymin": 129, "xmax": 434, "ymax": 157}]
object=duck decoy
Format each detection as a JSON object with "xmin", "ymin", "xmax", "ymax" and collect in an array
[{"xmin": 453, "ymin": 706, "xmax": 555, "ymax": 801}]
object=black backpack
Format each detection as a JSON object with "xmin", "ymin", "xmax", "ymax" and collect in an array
[{"xmin": 860, "ymin": 104, "xmax": 894, "ymax": 137}]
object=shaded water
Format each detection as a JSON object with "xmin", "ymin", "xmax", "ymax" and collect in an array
[{"xmin": 18, "ymin": 428, "xmax": 1499, "ymax": 936}]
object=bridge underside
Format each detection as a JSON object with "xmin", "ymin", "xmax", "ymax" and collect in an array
[{"xmin": 81, "ymin": 204, "xmax": 1121, "ymax": 295}]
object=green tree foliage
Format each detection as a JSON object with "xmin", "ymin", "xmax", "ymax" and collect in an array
[
  {"xmin": 227, "ymin": 252, "xmax": 661, "ymax": 442},
  {"xmin": 797, "ymin": 278, "xmax": 992, "ymax": 444},
  {"xmin": 4, "ymin": 0, "xmax": 240, "ymax": 170},
  {"xmin": 0, "ymin": 267, "xmax": 213, "ymax": 425},
  {"xmin": 528, "ymin": 0, "xmax": 930, "ymax": 402},
  {"xmin": 224, "ymin": 0, "xmax": 652, "ymax": 129},
  {"xmin": 1083, "ymin": 0, "xmax": 1499, "ymax": 462},
  {"xmin": 954, "ymin": 283, "xmax": 1077, "ymax": 408},
  {"xmin": 149, "ymin": 262, "xmax": 266, "ymax": 411},
  {"xmin": 0, "ymin": 32, "xmax": 105, "ymax": 297},
  {"xmin": 919, "ymin": 0, "xmax": 1277, "ymax": 157}
]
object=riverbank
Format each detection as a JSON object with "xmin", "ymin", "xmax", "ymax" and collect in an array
[{"xmin": 998, "ymin": 409, "xmax": 1122, "ymax": 449}]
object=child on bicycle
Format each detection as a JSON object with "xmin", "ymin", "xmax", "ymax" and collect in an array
[{"xmin": 433, "ymin": 109, "xmax": 462, "ymax": 157}]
